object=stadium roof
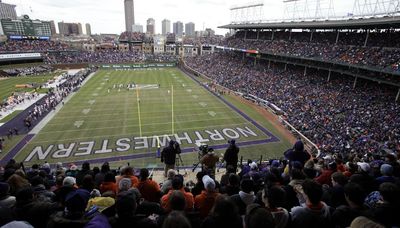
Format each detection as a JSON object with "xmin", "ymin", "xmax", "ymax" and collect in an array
[{"xmin": 219, "ymin": 16, "xmax": 400, "ymax": 30}]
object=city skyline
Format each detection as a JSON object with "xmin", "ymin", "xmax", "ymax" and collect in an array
[{"xmin": 3, "ymin": 0, "xmax": 358, "ymax": 35}]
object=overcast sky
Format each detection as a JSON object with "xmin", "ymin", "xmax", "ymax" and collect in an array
[{"xmin": 4, "ymin": 0, "xmax": 363, "ymax": 35}]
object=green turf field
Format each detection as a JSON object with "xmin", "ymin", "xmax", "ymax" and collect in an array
[
  {"xmin": 0, "ymin": 73, "xmax": 57, "ymax": 100},
  {"xmin": 15, "ymin": 68, "xmax": 292, "ymax": 168}
]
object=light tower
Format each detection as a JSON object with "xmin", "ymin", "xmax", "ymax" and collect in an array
[{"xmin": 230, "ymin": 1, "xmax": 264, "ymax": 24}]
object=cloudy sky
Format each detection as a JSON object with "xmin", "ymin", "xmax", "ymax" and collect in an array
[{"xmin": 4, "ymin": 0, "xmax": 361, "ymax": 35}]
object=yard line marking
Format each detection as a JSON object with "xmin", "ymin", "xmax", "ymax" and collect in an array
[
  {"xmin": 88, "ymin": 100, "xmax": 96, "ymax": 105},
  {"xmin": 82, "ymin": 109, "xmax": 91, "ymax": 115},
  {"xmin": 96, "ymin": 87, "xmax": 102, "ymax": 90},
  {"xmin": 30, "ymin": 122, "xmax": 254, "ymax": 144},
  {"xmin": 37, "ymin": 116, "xmax": 247, "ymax": 134},
  {"xmin": 208, "ymin": 111, "xmax": 217, "ymax": 117},
  {"xmin": 74, "ymin": 121, "xmax": 84, "ymax": 128},
  {"xmin": 192, "ymin": 95, "xmax": 199, "ymax": 99},
  {"xmin": 92, "ymin": 93, "xmax": 99, "ymax": 96},
  {"xmin": 186, "ymin": 89, "xmax": 192, "ymax": 93},
  {"xmin": 199, "ymin": 102, "xmax": 207, "ymax": 107}
]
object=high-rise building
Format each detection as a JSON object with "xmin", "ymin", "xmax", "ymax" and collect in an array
[
  {"xmin": 0, "ymin": 0, "xmax": 17, "ymax": 20},
  {"xmin": 78, "ymin": 23, "xmax": 83, "ymax": 35},
  {"xmin": 50, "ymin": 20, "xmax": 57, "ymax": 35},
  {"xmin": 185, "ymin": 22, "xmax": 195, "ymax": 37},
  {"xmin": 146, "ymin": 18, "xmax": 155, "ymax": 35},
  {"xmin": 162, "ymin": 19, "xmax": 170, "ymax": 35},
  {"xmin": 132, "ymin": 24, "xmax": 143, "ymax": 33},
  {"xmin": 173, "ymin": 21, "xmax": 183, "ymax": 36},
  {"xmin": 58, "ymin": 22, "xmax": 80, "ymax": 36},
  {"xmin": 124, "ymin": 0, "xmax": 135, "ymax": 32},
  {"xmin": 86, "ymin": 23, "xmax": 91, "ymax": 35}
]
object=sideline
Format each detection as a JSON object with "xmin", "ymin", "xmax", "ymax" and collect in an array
[{"xmin": 30, "ymin": 71, "xmax": 97, "ymax": 134}]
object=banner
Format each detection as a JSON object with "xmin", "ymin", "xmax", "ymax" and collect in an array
[{"xmin": 95, "ymin": 63, "xmax": 177, "ymax": 69}]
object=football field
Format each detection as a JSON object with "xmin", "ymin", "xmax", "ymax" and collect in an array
[{"xmin": 15, "ymin": 68, "xmax": 292, "ymax": 168}]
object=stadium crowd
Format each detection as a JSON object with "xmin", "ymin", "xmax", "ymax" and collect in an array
[
  {"xmin": 0, "ymin": 138, "xmax": 399, "ymax": 228},
  {"xmin": 2, "ymin": 65, "xmax": 53, "ymax": 77},
  {"xmin": 223, "ymin": 31, "xmax": 400, "ymax": 72},
  {"xmin": 0, "ymin": 40, "xmax": 71, "ymax": 53},
  {"xmin": 185, "ymin": 52, "xmax": 400, "ymax": 157}
]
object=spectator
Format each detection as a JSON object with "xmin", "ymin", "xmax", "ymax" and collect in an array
[
  {"xmin": 136, "ymin": 168, "xmax": 161, "ymax": 203},
  {"xmin": 223, "ymin": 139, "xmax": 240, "ymax": 172},
  {"xmin": 230, "ymin": 178, "xmax": 256, "ymax": 215},
  {"xmin": 332, "ymin": 182, "xmax": 370, "ymax": 228},
  {"xmin": 161, "ymin": 169, "xmax": 176, "ymax": 194},
  {"xmin": 0, "ymin": 182, "xmax": 16, "ymax": 208},
  {"xmin": 195, "ymin": 175, "xmax": 220, "ymax": 218},
  {"xmin": 115, "ymin": 166, "xmax": 139, "ymax": 193},
  {"xmin": 100, "ymin": 172, "xmax": 117, "ymax": 195},
  {"xmin": 76, "ymin": 162, "xmax": 94, "ymax": 187},
  {"xmin": 245, "ymin": 204, "xmax": 276, "ymax": 228},
  {"xmin": 161, "ymin": 176, "xmax": 194, "ymax": 211},
  {"xmin": 201, "ymin": 195, "xmax": 242, "ymax": 228},
  {"xmin": 162, "ymin": 211, "xmax": 192, "ymax": 228},
  {"xmin": 262, "ymin": 185, "xmax": 290, "ymax": 228},
  {"xmin": 375, "ymin": 164, "xmax": 397, "ymax": 185},
  {"xmin": 371, "ymin": 182, "xmax": 400, "ymax": 227},
  {"xmin": 290, "ymin": 180, "xmax": 332, "ymax": 228}
]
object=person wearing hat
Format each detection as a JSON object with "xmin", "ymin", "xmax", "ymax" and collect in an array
[
  {"xmin": 161, "ymin": 140, "xmax": 181, "ymax": 177},
  {"xmin": 161, "ymin": 169, "xmax": 176, "ymax": 194},
  {"xmin": 47, "ymin": 189, "xmax": 91, "ymax": 228},
  {"xmin": 200, "ymin": 148, "xmax": 219, "ymax": 179},
  {"xmin": 223, "ymin": 139, "xmax": 240, "ymax": 172},
  {"xmin": 375, "ymin": 164, "xmax": 397, "ymax": 185},
  {"xmin": 284, "ymin": 140, "xmax": 311, "ymax": 168},
  {"xmin": 195, "ymin": 175, "xmax": 220, "ymax": 218},
  {"xmin": 350, "ymin": 162, "xmax": 376, "ymax": 193}
]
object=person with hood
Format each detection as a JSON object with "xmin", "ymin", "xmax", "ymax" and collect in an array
[
  {"xmin": 223, "ymin": 139, "xmax": 240, "ymax": 172},
  {"xmin": 262, "ymin": 185, "xmax": 290, "ymax": 228},
  {"xmin": 47, "ymin": 189, "xmax": 91, "ymax": 228},
  {"xmin": 290, "ymin": 179, "xmax": 332, "ymax": 228},
  {"xmin": 284, "ymin": 140, "xmax": 311, "ymax": 167},
  {"xmin": 161, "ymin": 140, "xmax": 181, "ymax": 177},
  {"xmin": 230, "ymin": 178, "xmax": 256, "ymax": 215},
  {"xmin": 195, "ymin": 175, "xmax": 220, "ymax": 218}
]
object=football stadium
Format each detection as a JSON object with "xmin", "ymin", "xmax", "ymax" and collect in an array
[{"xmin": 0, "ymin": 0, "xmax": 399, "ymax": 227}]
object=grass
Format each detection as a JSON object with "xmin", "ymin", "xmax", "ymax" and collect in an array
[
  {"xmin": 0, "ymin": 73, "xmax": 58, "ymax": 101},
  {"xmin": 13, "ymin": 68, "xmax": 293, "ymax": 168},
  {"xmin": 0, "ymin": 134, "xmax": 25, "ymax": 160},
  {"xmin": 0, "ymin": 110, "xmax": 23, "ymax": 123}
]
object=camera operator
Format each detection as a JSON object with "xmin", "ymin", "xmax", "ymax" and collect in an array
[
  {"xmin": 200, "ymin": 147, "xmax": 219, "ymax": 179},
  {"xmin": 161, "ymin": 140, "xmax": 181, "ymax": 177},
  {"xmin": 223, "ymin": 139, "xmax": 240, "ymax": 172}
]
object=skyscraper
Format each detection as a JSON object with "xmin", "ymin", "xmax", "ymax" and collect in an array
[
  {"xmin": 124, "ymin": 0, "xmax": 135, "ymax": 32},
  {"xmin": 0, "ymin": 0, "xmax": 17, "ymax": 20},
  {"xmin": 78, "ymin": 23, "xmax": 83, "ymax": 35},
  {"xmin": 147, "ymin": 18, "xmax": 155, "ymax": 35},
  {"xmin": 185, "ymin": 22, "xmax": 195, "ymax": 37},
  {"xmin": 162, "ymin": 19, "xmax": 170, "ymax": 35},
  {"xmin": 173, "ymin": 21, "xmax": 183, "ymax": 36},
  {"xmin": 86, "ymin": 23, "xmax": 91, "ymax": 35},
  {"xmin": 50, "ymin": 20, "xmax": 57, "ymax": 35}
]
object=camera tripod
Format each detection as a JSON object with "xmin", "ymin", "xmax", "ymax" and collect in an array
[{"xmin": 175, "ymin": 154, "xmax": 187, "ymax": 175}]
